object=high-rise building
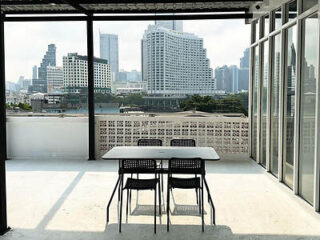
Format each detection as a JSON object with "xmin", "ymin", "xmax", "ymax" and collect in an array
[
  {"xmin": 32, "ymin": 65, "xmax": 37, "ymax": 80},
  {"xmin": 155, "ymin": 19, "xmax": 183, "ymax": 32},
  {"xmin": 38, "ymin": 44, "xmax": 56, "ymax": 92},
  {"xmin": 47, "ymin": 66, "xmax": 64, "ymax": 93},
  {"xmin": 142, "ymin": 25, "xmax": 215, "ymax": 96},
  {"xmin": 240, "ymin": 48, "xmax": 250, "ymax": 69},
  {"xmin": 99, "ymin": 33, "xmax": 119, "ymax": 73},
  {"xmin": 63, "ymin": 53, "xmax": 112, "ymax": 93},
  {"xmin": 115, "ymin": 70, "xmax": 142, "ymax": 82},
  {"xmin": 230, "ymin": 65, "xmax": 239, "ymax": 93},
  {"xmin": 215, "ymin": 66, "xmax": 232, "ymax": 92},
  {"xmin": 238, "ymin": 48, "xmax": 250, "ymax": 91}
]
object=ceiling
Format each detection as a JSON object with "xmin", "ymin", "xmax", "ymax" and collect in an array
[{"xmin": 1, "ymin": 0, "xmax": 262, "ymax": 15}]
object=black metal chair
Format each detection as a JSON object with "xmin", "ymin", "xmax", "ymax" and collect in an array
[
  {"xmin": 119, "ymin": 159, "xmax": 161, "ymax": 234},
  {"xmin": 137, "ymin": 139, "xmax": 163, "ymax": 191},
  {"xmin": 170, "ymin": 139, "xmax": 199, "ymax": 203},
  {"xmin": 167, "ymin": 158, "xmax": 205, "ymax": 232}
]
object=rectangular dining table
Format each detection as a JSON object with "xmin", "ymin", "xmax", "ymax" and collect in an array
[{"xmin": 102, "ymin": 146, "xmax": 220, "ymax": 224}]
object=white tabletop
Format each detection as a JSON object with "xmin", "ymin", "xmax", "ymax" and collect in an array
[{"xmin": 102, "ymin": 146, "xmax": 220, "ymax": 161}]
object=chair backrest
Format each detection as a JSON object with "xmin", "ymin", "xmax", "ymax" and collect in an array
[
  {"xmin": 138, "ymin": 139, "xmax": 162, "ymax": 146},
  {"xmin": 170, "ymin": 139, "xmax": 196, "ymax": 147},
  {"xmin": 168, "ymin": 158, "xmax": 204, "ymax": 175},
  {"xmin": 120, "ymin": 159, "xmax": 157, "ymax": 174}
]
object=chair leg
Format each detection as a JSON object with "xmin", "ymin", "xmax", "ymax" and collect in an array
[
  {"xmin": 167, "ymin": 179, "xmax": 170, "ymax": 232},
  {"xmin": 158, "ymin": 180, "xmax": 161, "ymax": 216},
  {"xmin": 126, "ymin": 188, "xmax": 129, "ymax": 222},
  {"xmin": 198, "ymin": 187, "xmax": 201, "ymax": 214},
  {"xmin": 195, "ymin": 174, "xmax": 199, "ymax": 204},
  {"xmin": 201, "ymin": 178, "xmax": 204, "ymax": 232},
  {"xmin": 154, "ymin": 186, "xmax": 157, "ymax": 234},
  {"xmin": 119, "ymin": 185, "xmax": 123, "ymax": 233}
]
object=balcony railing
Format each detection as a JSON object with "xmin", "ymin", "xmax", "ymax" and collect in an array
[{"xmin": 6, "ymin": 113, "xmax": 249, "ymax": 160}]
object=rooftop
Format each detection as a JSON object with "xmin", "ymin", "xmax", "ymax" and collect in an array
[{"xmin": 3, "ymin": 157, "xmax": 320, "ymax": 240}]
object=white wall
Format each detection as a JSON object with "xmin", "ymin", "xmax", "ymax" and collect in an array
[{"xmin": 7, "ymin": 117, "xmax": 88, "ymax": 159}]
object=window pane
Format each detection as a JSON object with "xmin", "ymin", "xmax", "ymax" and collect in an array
[
  {"xmin": 274, "ymin": 7, "xmax": 282, "ymax": 30},
  {"xmin": 255, "ymin": 20, "xmax": 260, "ymax": 42},
  {"xmin": 271, "ymin": 34, "xmax": 281, "ymax": 176},
  {"xmin": 264, "ymin": 14, "xmax": 270, "ymax": 37},
  {"xmin": 302, "ymin": 0, "xmax": 317, "ymax": 12},
  {"xmin": 299, "ymin": 13, "xmax": 319, "ymax": 204},
  {"xmin": 261, "ymin": 41, "xmax": 269, "ymax": 167},
  {"xmin": 287, "ymin": 0, "xmax": 297, "ymax": 22},
  {"xmin": 252, "ymin": 46, "xmax": 259, "ymax": 160},
  {"xmin": 283, "ymin": 25, "xmax": 297, "ymax": 188}
]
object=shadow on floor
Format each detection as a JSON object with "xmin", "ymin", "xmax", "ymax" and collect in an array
[{"xmin": 3, "ymin": 224, "xmax": 320, "ymax": 240}]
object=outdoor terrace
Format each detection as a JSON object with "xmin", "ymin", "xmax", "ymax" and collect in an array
[{"xmin": 2, "ymin": 157, "xmax": 320, "ymax": 240}]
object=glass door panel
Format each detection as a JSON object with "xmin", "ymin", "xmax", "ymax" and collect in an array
[
  {"xmin": 261, "ymin": 41, "xmax": 269, "ymax": 167},
  {"xmin": 271, "ymin": 34, "xmax": 281, "ymax": 176},
  {"xmin": 299, "ymin": 13, "xmax": 319, "ymax": 204},
  {"xmin": 283, "ymin": 25, "xmax": 297, "ymax": 188}
]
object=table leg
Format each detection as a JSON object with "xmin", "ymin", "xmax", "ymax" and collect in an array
[
  {"xmin": 106, "ymin": 176, "xmax": 120, "ymax": 223},
  {"xmin": 203, "ymin": 177, "xmax": 216, "ymax": 225}
]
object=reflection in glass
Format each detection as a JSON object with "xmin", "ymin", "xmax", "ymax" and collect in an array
[
  {"xmin": 264, "ymin": 14, "xmax": 270, "ymax": 37},
  {"xmin": 255, "ymin": 20, "xmax": 260, "ymax": 42},
  {"xmin": 274, "ymin": 7, "xmax": 282, "ymax": 30},
  {"xmin": 299, "ymin": 14, "xmax": 319, "ymax": 204},
  {"xmin": 252, "ymin": 46, "xmax": 259, "ymax": 160},
  {"xmin": 271, "ymin": 34, "xmax": 281, "ymax": 176},
  {"xmin": 302, "ymin": 0, "xmax": 317, "ymax": 12},
  {"xmin": 261, "ymin": 41, "xmax": 269, "ymax": 167},
  {"xmin": 287, "ymin": 0, "xmax": 297, "ymax": 22},
  {"xmin": 283, "ymin": 25, "xmax": 297, "ymax": 188}
]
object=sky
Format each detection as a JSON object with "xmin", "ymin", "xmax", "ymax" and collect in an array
[{"xmin": 4, "ymin": 20, "xmax": 250, "ymax": 83}]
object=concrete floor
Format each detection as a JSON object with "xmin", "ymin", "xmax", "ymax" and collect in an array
[{"xmin": 1, "ymin": 157, "xmax": 320, "ymax": 240}]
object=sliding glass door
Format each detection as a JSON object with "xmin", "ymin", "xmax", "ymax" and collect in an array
[
  {"xmin": 299, "ymin": 13, "xmax": 319, "ymax": 204},
  {"xmin": 270, "ymin": 34, "xmax": 281, "ymax": 176},
  {"xmin": 252, "ymin": 46, "xmax": 259, "ymax": 160},
  {"xmin": 283, "ymin": 24, "xmax": 297, "ymax": 188},
  {"xmin": 261, "ymin": 41, "xmax": 269, "ymax": 167}
]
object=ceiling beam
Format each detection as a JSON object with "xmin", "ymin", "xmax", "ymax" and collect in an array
[
  {"xmin": 3, "ymin": 7, "xmax": 249, "ymax": 15},
  {"xmin": 1, "ymin": 0, "xmax": 263, "ymax": 4},
  {"xmin": 3, "ymin": 12, "xmax": 253, "ymax": 22}
]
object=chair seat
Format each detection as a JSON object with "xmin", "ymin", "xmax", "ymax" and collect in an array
[
  {"xmin": 124, "ymin": 178, "xmax": 159, "ymax": 190},
  {"xmin": 168, "ymin": 177, "xmax": 200, "ymax": 189}
]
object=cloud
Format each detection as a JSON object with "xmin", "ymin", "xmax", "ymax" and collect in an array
[{"xmin": 5, "ymin": 20, "xmax": 250, "ymax": 83}]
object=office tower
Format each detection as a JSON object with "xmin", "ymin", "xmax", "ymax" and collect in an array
[
  {"xmin": 215, "ymin": 66, "xmax": 233, "ymax": 92},
  {"xmin": 155, "ymin": 19, "xmax": 183, "ymax": 32},
  {"xmin": 238, "ymin": 48, "xmax": 250, "ymax": 91},
  {"xmin": 230, "ymin": 65, "xmax": 239, "ymax": 93},
  {"xmin": 142, "ymin": 25, "xmax": 215, "ymax": 95},
  {"xmin": 115, "ymin": 70, "xmax": 142, "ymax": 82},
  {"xmin": 38, "ymin": 44, "xmax": 56, "ymax": 92},
  {"xmin": 99, "ymin": 33, "xmax": 119, "ymax": 73},
  {"xmin": 240, "ymin": 48, "xmax": 250, "ymax": 69},
  {"xmin": 47, "ymin": 66, "xmax": 64, "ymax": 93},
  {"xmin": 32, "ymin": 65, "xmax": 37, "ymax": 79},
  {"xmin": 63, "ymin": 53, "xmax": 112, "ymax": 93}
]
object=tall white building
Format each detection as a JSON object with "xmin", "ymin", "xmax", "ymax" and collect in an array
[
  {"xmin": 47, "ymin": 66, "xmax": 64, "ymax": 93},
  {"xmin": 63, "ymin": 53, "xmax": 112, "ymax": 93},
  {"xmin": 99, "ymin": 33, "xmax": 119, "ymax": 73},
  {"xmin": 142, "ymin": 25, "xmax": 215, "ymax": 96}
]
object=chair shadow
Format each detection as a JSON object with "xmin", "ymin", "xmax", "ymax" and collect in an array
[{"xmin": 171, "ymin": 204, "xmax": 207, "ymax": 216}]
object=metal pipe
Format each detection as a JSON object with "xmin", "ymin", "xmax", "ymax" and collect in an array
[
  {"xmin": 87, "ymin": 15, "xmax": 95, "ymax": 160},
  {"xmin": 0, "ymin": 14, "xmax": 9, "ymax": 236}
]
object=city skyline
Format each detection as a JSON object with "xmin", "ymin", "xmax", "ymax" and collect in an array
[{"xmin": 5, "ymin": 20, "xmax": 250, "ymax": 83}]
